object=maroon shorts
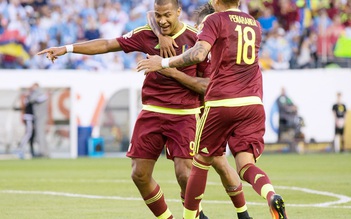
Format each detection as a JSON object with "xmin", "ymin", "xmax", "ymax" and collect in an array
[
  {"xmin": 126, "ymin": 110, "xmax": 197, "ymax": 160},
  {"xmin": 196, "ymin": 104, "xmax": 265, "ymax": 160}
]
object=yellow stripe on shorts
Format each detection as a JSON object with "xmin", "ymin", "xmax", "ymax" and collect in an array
[
  {"xmin": 142, "ymin": 104, "xmax": 201, "ymax": 115},
  {"xmin": 205, "ymin": 96, "xmax": 262, "ymax": 107},
  {"xmin": 194, "ymin": 106, "xmax": 210, "ymax": 154}
]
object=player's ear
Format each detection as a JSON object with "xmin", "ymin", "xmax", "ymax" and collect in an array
[
  {"xmin": 177, "ymin": 7, "xmax": 181, "ymax": 17},
  {"xmin": 212, "ymin": 0, "xmax": 218, "ymax": 7}
]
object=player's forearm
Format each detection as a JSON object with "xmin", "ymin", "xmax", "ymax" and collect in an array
[
  {"xmin": 169, "ymin": 41, "xmax": 210, "ymax": 68},
  {"xmin": 168, "ymin": 69, "xmax": 209, "ymax": 95},
  {"xmin": 147, "ymin": 11, "xmax": 161, "ymax": 37},
  {"xmin": 69, "ymin": 39, "xmax": 119, "ymax": 55}
]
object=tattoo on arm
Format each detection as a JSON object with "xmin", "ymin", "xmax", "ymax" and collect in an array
[{"xmin": 171, "ymin": 42, "xmax": 209, "ymax": 67}]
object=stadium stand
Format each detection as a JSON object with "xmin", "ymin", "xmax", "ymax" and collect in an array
[{"xmin": 0, "ymin": 0, "xmax": 351, "ymax": 70}]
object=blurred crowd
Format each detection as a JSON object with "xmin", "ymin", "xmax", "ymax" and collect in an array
[{"xmin": 0, "ymin": 0, "xmax": 351, "ymax": 71}]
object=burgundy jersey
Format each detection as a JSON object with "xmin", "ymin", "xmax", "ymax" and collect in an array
[
  {"xmin": 197, "ymin": 9, "xmax": 263, "ymax": 101},
  {"xmin": 117, "ymin": 24, "xmax": 209, "ymax": 109}
]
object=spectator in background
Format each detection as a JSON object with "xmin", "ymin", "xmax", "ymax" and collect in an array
[
  {"xmin": 110, "ymin": 2, "xmax": 130, "ymax": 27},
  {"xmin": 285, "ymin": 21, "xmax": 301, "ymax": 68},
  {"xmin": 296, "ymin": 37, "xmax": 312, "ymax": 68},
  {"xmin": 60, "ymin": 14, "xmax": 79, "ymax": 45},
  {"xmin": 271, "ymin": 52, "xmax": 290, "ymax": 70},
  {"xmin": 327, "ymin": 15, "xmax": 345, "ymax": 54},
  {"xmin": 98, "ymin": 2, "xmax": 128, "ymax": 39},
  {"xmin": 38, "ymin": 4, "xmax": 55, "ymax": 47},
  {"xmin": 28, "ymin": 83, "xmax": 49, "ymax": 158},
  {"xmin": 332, "ymin": 92, "xmax": 347, "ymax": 153},
  {"xmin": 84, "ymin": 15, "xmax": 100, "ymax": 40},
  {"xmin": 18, "ymin": 90, "xmax": 36, "ymax": 159},
  {"xmin": 276, "ymin": 87, "xmax": 297, "ymax": 142},
  {"xmin": 124, "ymin": 1, "xmax": 147, "ymax": 32},
  {"xmin": 326, "ymin": 0, "xmax": 341, "ymax": 20},
  {"xmin": 314, "ymin": 8, "xmax": 332, "ymax": 62},
  {"xmin": 296, "ymin": 30, "xmax": 316, "ymax": 69},
  {"xmin": 2, "ymin": 0, "xmax": 351, "ymax": 71},
  {"xmin": 257, "ymin": 7, "xmax": 277, "ymax": 35},
  {"xmin": 277, "ymin": 0, "xmax": 300, "ymax": 31},
  {"xmin": 340, "ymin": 0, "xmax": 351, "ymax": 25},
  {"xmin": 259, "ymin": 50, "xmax": 273, "ymax": 70},
  {"xmin": 263, "ymin": 27, "xmax": 292, "ymax": 70},
  {"xmin": 345, "ymin": 21, "xmax": 351, "ymax": 38},
  {"xmin": 7, "ymin": 0, "xmax": 26, "ymax": 22},
  {"xmin": 104, "ymin": 53, "xmax": 124, "ymax": 71},
  {"xmin": 0, "ymin": 13, "xmax": 5, "ymax": 34}
]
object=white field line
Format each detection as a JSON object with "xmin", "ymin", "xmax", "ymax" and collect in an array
[{"xmin": 1, "ymin": 182, "xmax": 351, "ymax": 209}]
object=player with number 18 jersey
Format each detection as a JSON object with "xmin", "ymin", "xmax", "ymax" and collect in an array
[
  {"xmin": 195, "ymin": 9, "xmax": 264, "ymax": 159},
  {"xmin": 198, "ymin": 9, "xmax": 262, "ymax": 101}
]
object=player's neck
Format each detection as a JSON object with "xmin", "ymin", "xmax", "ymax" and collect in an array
[
  {"xmin": 213, "ymin": 1, "xmax": 239, "ymax": 12},
  {"xmin": 225, "ymin": 7, "xmax": 240, "ymax": 12},
  {"xmin": 170, "ymin": 21, "xmax": 184, "ymax": 36}
]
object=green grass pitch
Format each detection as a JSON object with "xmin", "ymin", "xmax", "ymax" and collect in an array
[{"xmin": 1, "ymin": 153, "xmax": 350, "ymax": 218}]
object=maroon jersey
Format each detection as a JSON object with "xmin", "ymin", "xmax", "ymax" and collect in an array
[
  {"xmin": 197, "ymin": 9, "xmax": 263, "ymax": 101},
  {"xmin": 117, "ymin": 24, "xmax": 208, "ymax": 109}
]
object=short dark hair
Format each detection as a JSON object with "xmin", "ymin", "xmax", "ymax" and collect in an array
[
  {"xmin": 155, "ymin": 0, "xmax": 180, "ymax": 8},
  {"xmin": 194, "ymin": 3, "xmax": 214, "ymax": 25},
  {"xmin": 222, "ymin": 0, "xmax": 240, "ymax": 7}
]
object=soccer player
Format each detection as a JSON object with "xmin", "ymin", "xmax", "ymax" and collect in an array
[
  {"xmin": 147, "ymin": 3, "xmax": 252, "ymax": 219},
  {"xmin": 37, "ymin": 1, "xmax": 245, "ymax": 218},
  {"xmin": 332, "ymin": 92, "xmax": 347, "ymax": 153},
  {"xmin": 137, "ymin": 0, "xmax": 289, "ymax": 218}
]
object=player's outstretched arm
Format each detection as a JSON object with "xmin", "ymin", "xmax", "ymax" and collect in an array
[
  {"xmin": 147, "ymin": 11, "xmax": 178, "ymax": 58},
  {"xmin": 137, "ymin": 40, "xmax": 211, "ymax": 73},
  {"xmin": 37, "ymin": 39, "xmax": 121, "ymax": 63},
  {"xmin": 157, "ymin": 68, "xmax": 209, "ymax": 95}
]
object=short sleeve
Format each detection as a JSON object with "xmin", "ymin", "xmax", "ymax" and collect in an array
[{"xmin": 197, "ymin": 14, "xmax": 219, "ymax": 46}]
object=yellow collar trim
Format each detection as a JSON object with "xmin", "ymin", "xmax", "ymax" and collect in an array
[{"xmin": 225, "ymin": 8, "xmax": 241, "ymax": 12}]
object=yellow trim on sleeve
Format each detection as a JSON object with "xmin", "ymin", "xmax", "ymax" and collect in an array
[
  {"xmin": 142, "ymin": 104, "xmax": 201, "ymax": 115},
  {"xmin": 133, "ymin": 25, "xmax": 152, "ymax": 34},
  {"xmin": 205, "ymin": 96, "xmax": 263, "ymax": 107}
]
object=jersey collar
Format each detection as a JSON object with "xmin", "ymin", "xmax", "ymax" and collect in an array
[
  {"xmin": 155, "ymin": 22, "xmax": 187, "ymax": 49},
  {"xmin": 225, "ymin": 8, "xmax": 241, "ymax": 12}
]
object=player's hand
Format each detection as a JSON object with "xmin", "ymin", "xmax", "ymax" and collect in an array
[
  {"xmin": 37, "ymin": 46, "xmax": 67, "ymax": 63},
  {"xmin": 137, "ymin": 54, "xmax": 163, "ymax": 73},
  {"xmin": 158, "ymin": 35, "xmax": 178, "ymax": 58}
]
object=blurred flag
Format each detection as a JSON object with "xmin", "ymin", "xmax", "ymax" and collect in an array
[{"xmin": 0, "ymin": 30, "xmax": 30, "ymax": 61}]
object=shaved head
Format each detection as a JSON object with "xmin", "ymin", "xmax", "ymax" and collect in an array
[{"xmin": 155, "ymin": 0, "xmax": 180, "ymax": 9}]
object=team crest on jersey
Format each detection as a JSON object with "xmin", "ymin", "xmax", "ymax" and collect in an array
[
  {"xmin": 197, "ymin": 22, "xmax": 204, "ymax": 34},
  {"xmin": 123, "ymin": 30, "xmax": 133, "ymax": 39},
  {"xmin": 182, "ymin": 44, "xmax": 189, "ymax": 53}
]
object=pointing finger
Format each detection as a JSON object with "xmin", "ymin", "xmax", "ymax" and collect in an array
[{"xmin": 37, "ymin": 49, "xmax": 50, "ymax": 55}]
